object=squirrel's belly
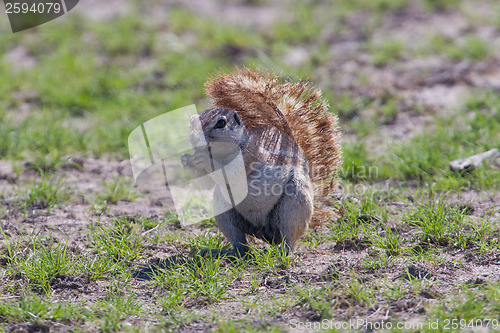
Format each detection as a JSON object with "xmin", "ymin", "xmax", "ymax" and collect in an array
[
  {"xmin": 236, "ymin": 179, "xmax": 292, "ymax": 226},
  {"xmin": 235, "ymin": 192, "xmax": 281, "ymax": 226}
]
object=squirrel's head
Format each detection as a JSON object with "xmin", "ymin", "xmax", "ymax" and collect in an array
[{"xmin": 189, "ymin": 108, "xmax": 247, "ymax": 160}]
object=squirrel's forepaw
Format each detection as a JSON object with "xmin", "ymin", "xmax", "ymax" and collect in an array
[
  {"xmin": 181, "ymin": 151, "xmax": 208, "ymax": 168},
  {"xmin": 188, "ymin": 151, "xmax": 212, "ymax": 170},
  {"xmin": 180, "ymin": 153, "xmax": 192, "ymax": 167}
]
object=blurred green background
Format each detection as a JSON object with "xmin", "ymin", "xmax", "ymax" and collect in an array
[{"xmin": 1, "ymin": 0, "xmax": 499, "ymax": 188}]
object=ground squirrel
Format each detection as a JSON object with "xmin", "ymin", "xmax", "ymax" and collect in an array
[{"xmin": 181, "ymin": 68, "xmax": 342, "ymax": 257}]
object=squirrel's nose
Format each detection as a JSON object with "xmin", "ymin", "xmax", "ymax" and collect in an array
[
  {"xmin": 189, "ymin": 114, "xmax": 206, "ymax": 149},
  {"xmin": 189, "ymin": 131, "xmax": 205, "ymax": 149}
]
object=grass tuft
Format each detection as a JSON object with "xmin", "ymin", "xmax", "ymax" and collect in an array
[{"xmin": 17, "ymin": 172, "xmax": 69, "ymax": 213}]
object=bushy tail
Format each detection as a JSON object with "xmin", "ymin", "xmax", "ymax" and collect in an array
[{"xmin": 205, "ymin": 68, "xmax": 342, "ymax": 227}]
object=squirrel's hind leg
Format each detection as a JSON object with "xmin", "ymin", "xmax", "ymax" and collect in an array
[{"xmin": 269, "ymin": 177, "xmax": 314, "ymax": 253}]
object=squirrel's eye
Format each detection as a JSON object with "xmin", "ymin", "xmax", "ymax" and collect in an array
[{"xmin": 214, "ymin": 119, "xmax": 226, "ymax": 129}]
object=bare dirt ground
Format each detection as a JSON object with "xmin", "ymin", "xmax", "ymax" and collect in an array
[{"xmin": 1, "ymin": 156, "xmax": 499, "ymax": 331}]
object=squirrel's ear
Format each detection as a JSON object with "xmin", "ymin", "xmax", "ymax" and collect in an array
[{"xmin": 234, "ymin": 112, "xmax": 242, "ymax": 126}]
